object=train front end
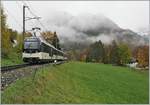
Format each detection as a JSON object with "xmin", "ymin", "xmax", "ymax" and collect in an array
[{"xmin": 22, "ymin": 37, "xmax": 41, "ymax": 63}]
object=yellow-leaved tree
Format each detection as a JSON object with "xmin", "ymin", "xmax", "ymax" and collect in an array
[{"xmin": 1, "ymin": 5, "xmax": 12, "ymax": 58}]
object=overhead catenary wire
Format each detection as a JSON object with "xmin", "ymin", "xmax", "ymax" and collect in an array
[
  {"xmin": 25, "ymin": 0, "xmax": 36, "ymax": 14},
  {"xmin": 7, "ymin": 1, "xmax": 49, "ymax": 33},
  {"xmin": 22, "ymin": 1, "xmax": 46, "ymax": 26},
  {"xmin": 16, "ymin": 1, "xmax": 39, "ymax": 33},
  {"xmin": 27, "ymin": 7, "xmax": 49, "ymax": 31},
  {"xmin": 22, "ymin": 1, "xmax": 49, "ymax": 32},
  {"xmin": 19, "ymin": 1, "xmax": 49, "ymax": 32},
  {"xmin": 16, "ymin": 2, "xmax": 62, "ymax": 52},
  {"xmin": 16, "ymin": 1, "xmax": 33, "ymax": 31}
]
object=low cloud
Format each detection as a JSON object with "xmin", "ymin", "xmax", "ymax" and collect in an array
[
  {"xmin": 43, "ymin": 11, "xmax": 119, "ymax": 44},
  {"xmin": 93, "ymin": 34, "xmax": 114, "ymax": 44},
  {"xmin": 41, "ymin": 11, "xmax": 147, "ymax": 47}
]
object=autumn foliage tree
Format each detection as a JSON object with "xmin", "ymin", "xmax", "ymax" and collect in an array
[
  {"xmin": 25, "ymin": 32, "xmax": 32, "ymax": 37},
  {"xmin": 79, "ymin": 48, "xmax": 89, "ymax": 62},
  {"xmin": 1, "ymin": 5, "xmax": 25, "ymax": 59},
  {"xmin": 134, "ymin": 46, "xmax": 149, "ymax": 67},
  {"xmin": 41, "ymin": 31, "xmax": 61, "ymax": 49},
  {"xmin": 1, "ymin": 6, "xmax": 12, "ymax": 57}
]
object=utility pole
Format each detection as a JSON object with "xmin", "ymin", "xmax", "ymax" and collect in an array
[
  {"xmin": 23, "ymin": 5, "xmax": 41, "ymax": 41},
  {"xmin": 23, "ymin": 5, "xmax": 28, "ymax": 41}
]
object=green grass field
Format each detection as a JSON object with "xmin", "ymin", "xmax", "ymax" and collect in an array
[
  {"xmin": 1, "ymin": 52, "xmax": 23, "ymax": 66},
  {"xmin": 1, "ymin": 62, "xmax": 149, "ymax": 104}
]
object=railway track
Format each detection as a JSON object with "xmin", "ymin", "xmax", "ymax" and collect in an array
[
  {"xmin": 1, "ymin": 61, "xmax": 65, "ymax": 90},
  {"xmin": 1, "ymin": 63, "xmax": 32, "ymax": 72}
]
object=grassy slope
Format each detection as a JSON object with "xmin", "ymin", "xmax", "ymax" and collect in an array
[
  {"xmin": 1, "ymin": 52, "xmax": 23, "ymax": 66},
  {"xmin": 1, "ymin": 62, "xmax": 149, "ymax": 104}
]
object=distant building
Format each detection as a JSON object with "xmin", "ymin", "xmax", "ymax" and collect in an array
[{"xmin": 126, "ymin": 58, "xmax": 138, "ymax": 68}]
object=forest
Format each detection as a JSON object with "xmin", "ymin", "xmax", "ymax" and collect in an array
[{"xmin": 67, "ymin": 40, "xmax": 149, "ymax": 68}]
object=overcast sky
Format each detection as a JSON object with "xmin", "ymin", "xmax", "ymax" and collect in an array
[{"xmin": 2, "ymin": 1, "xmax": 149, "ymax": 33}]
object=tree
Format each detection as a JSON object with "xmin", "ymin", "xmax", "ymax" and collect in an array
[
  {"xmin": 134, "ymin": 45, "xmax": 149, "ymax": 67},
  {"xmin": 25, "ymin": 32, "xmax": 32, "ymax": 37},
  {"xmin": 109, "ymin": 40, "xmax": 118, "ymax": 64},
  {"xmin": 86, "ymin": 40, "xmax": 105, "ymax": 62},
  {"xmin": 8, "ymin": 29, "xmax": 17, "ymax": 43},
  {"xmin": 116, "ymin": 43, "xmax": 131, "ymax": 65},
  {"xmin": 41, "ymin": 31, "xmax": 61, "ymax": 49},
  {"xmin": 109, "ymin": 41, "xmax": 131, "ymax": 65},
  {"xmin": 15, "ymin": 33, "xmax": 23, "ymax": 53},
  {"xmin": 1, "ymin": 5, "xmax": 25, "ymax": 58},
  {"xmin": 1, "ymin": 6, "xmax": 12, "ymax": 57},
  {"xmin": 79, "ymin": 48, "xmax": 89, "ymax": 62},
  {"xmin": 66, "ymin": 50, "xmax": 80, "ymax": 61},
  {"xmin": 52, "ymin": 32, "xmax": 60, "ymax": 50},
  {"xmin": 103, "ymin": 45, "xmax": 112, "ymax": 64}
]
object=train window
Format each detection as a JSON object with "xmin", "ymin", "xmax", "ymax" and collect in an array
[
  {"xmin": 49, "ymin": 48, "xmax": 53, "ymax": 56},
  {"xmin": 25, "ymin": 38, "xmax": 39, "ymax": 42}
]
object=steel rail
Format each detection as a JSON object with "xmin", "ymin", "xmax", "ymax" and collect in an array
[
  {"xmin": 1, "ymin": 63, "xmax": 31, "ymax": 72},
  {"xmin": 1, "ymin": 61, "xmax": 65, "ymax": 72}
]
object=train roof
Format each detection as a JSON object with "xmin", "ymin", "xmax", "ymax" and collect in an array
[{"xmin": 39, "ymin": 36, "xmax": 65, "ymax": 54}]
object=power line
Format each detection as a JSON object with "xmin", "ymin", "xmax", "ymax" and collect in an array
[
  {"xmin": 28, "ymin": 9, "xmax": 48, "ymax": 31},
  {"xmin": 25, "ymin": 1, "xmax": 36, "ymax": 13},
  {"xmin": 23, "ymin": 1, "xmax": 39, "ymax": 18},
  {"xmin": 26, "ymin": 8, "xmax": 45, "ymax": 31},
  {"xmin": 11, "ymin": 1, "xmax": 49, "ymax": 33},
  {"xmin": 15, "ymin": 1, "xmax": 39, "ymax": 32},
  {"xmin": 23, "ymin": 2, "xmax": 49, "ymax": 31}
]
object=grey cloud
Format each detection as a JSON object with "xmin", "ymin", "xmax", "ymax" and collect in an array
[
  {"xmin": 43, "ymin": 11, "xmax": 147, "ymax": 46},
  {"xmin": 43, "ymin": 12, "xmax": 120, "ymax": 44}
]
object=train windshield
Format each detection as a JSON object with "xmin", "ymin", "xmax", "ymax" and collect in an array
[
  {"xmin": 24, "ymin": 38, "xmax": 40, "ymax": 50},
  {"xmin": 24, "ymin": 41, "xmax": 39, "ymax": 49}
]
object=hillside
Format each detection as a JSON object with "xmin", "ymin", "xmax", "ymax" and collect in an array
[
  {"xmin": 2, "ymin": 62, "xmax": 149, "ymax": 104},
  {"xmin": 48, "ymin": 13, "xmax": 149, "ymax": 50}
]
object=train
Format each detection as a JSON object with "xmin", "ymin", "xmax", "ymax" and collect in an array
[{"xmin": 22, "ymin": 36, "xmax": 67, "ymax": 63}]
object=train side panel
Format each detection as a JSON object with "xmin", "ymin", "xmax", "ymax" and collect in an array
[{"xmin": 23, "ymin": 52, "xmax": 66, "ymax": 63}]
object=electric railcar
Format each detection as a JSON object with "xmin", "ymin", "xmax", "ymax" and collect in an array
[{"xmin": 22, "ymin": 36, "xmax": 67, "ymax": 63}]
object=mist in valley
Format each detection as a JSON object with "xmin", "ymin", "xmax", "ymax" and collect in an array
[{"xmin": 41, "ymin": 11, "xmax": 148, "ymax": 50}]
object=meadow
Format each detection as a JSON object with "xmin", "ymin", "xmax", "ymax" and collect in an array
[
  {"xmin": 1, "ymin": 52, "xmax": 23, "ymax": 66},
  {"xmin": 1, "ymin": 62, "xmax": 149, "ymax": 104}
]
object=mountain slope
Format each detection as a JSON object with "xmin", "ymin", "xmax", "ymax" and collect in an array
[{"xmin": 45, "ymin": 13, "xmax": 148, "ymax": 49}]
